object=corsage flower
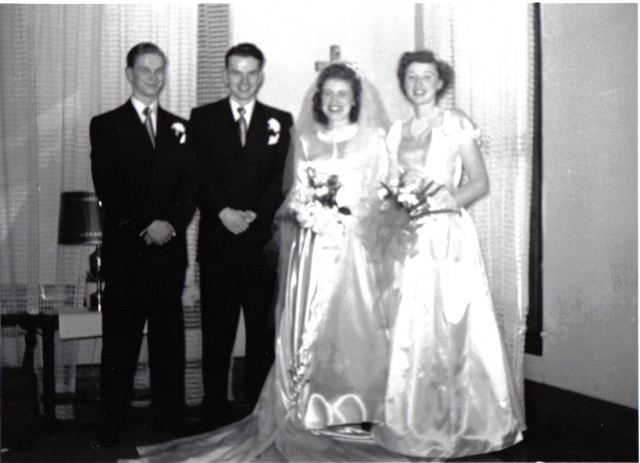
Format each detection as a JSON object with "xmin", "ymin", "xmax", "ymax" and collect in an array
[
  {"xmin": 267, "ymin": 118, "xmax": 281, "ymax": 145},
  {"xmin": 171, "ymin": 122, "xmax": 187, "ymax": 144}
]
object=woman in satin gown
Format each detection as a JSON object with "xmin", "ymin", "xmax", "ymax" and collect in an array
[
  {"xmin": 371, "ymin": 50, "xmax": 526, "ymax": 459},
  {"xmin": 124, "ymin": 64, "xmax": 412, "ymax": 462},
  {"xmin": 272, "ymin": 63, "xmax": 392, "ymax": 431}
]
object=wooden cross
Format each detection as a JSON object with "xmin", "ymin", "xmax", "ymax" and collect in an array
[{"xmin": 315, "ymin": 45, "xmax": 342, "ymax": 71}]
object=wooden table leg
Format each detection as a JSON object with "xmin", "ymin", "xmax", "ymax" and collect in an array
[
  {"xmin": 2, "ymin": 313, "xmax": 60, "ymax": 428},
  {"xmin": 40, "ymin": 314, "xmax": 58, "ymax": 427}
]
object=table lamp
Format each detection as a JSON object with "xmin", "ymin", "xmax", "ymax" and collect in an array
[{"xmin": 58, "ymin": 192, "xmax": 104, "ymax": 312}]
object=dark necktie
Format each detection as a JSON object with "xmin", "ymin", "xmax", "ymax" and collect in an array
[
  {"xmin": 238, "ymin": 107, "xmax": 247, "ymax": 147},
  {"xmin": 143, "ymin": 106, "xmax": 155, "ymax": 148}
]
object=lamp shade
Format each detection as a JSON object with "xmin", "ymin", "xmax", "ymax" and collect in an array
[{"xmin": 58, "ymin": 192, "xmax": 104, "ymax": 245}]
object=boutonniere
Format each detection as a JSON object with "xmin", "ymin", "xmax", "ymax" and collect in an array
[
  {"xmin": 267, "ymin": 118, "xmax": 281, "ymax": 145},
  {"xmin": 171, "ymin": 122, "xmax": 187, "ymax": 144}
]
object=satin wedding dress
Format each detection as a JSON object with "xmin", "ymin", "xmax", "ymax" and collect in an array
[{"xmin": 371, "ymin": 109, "xmax": 526, "ymax": 458}]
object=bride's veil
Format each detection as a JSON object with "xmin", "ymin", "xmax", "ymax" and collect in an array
[{"xmin": 282, "ymin": 63, "xmax": 392, "ymax": 193}]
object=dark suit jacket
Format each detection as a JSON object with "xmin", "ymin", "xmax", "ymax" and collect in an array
[
  {"xmin": 90, "ymin": 100, "xmax": 197, "ymax": 270},
  {"xmin": 191, "ymin": 98, "xmax": 293, "ymax": 261}
]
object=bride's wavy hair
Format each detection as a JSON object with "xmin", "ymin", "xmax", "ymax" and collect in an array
[
  {"xmin": 312, "ymin": 63, "xmax": 362, "ymax": 125},
  {"xmin": 397, "ymin": 50, "xmax": 454, "ymax": 102}
]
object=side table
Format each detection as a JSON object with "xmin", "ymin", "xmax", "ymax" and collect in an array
[{"xmin": 57, "ymin": 311, "xmax": 102, "ymax": 340}]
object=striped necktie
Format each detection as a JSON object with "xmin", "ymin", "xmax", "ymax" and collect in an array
[
  {"xmin": 238, "ymin": 107, "xmax": 247, "ymax": 147},
  {"xmin": 143, "ymin": 106, "xmax": 155, "ymax": 148}
]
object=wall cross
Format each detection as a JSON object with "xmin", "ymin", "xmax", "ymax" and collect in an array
[{"xmin": 314, "ymin": 45, "xmax": 342, "ymax": 71}]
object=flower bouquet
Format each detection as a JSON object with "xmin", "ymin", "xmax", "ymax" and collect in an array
[
  {"xmin": 378, "ymin": 169, "xmax": 459, "ymax": 228},
  {"xmin": 284, "ymin": 167, "xmax": 352, "ymax": 242},
  {"xmin": 377, "ymin": 169, "xmax": 460, "ymax": 258}
]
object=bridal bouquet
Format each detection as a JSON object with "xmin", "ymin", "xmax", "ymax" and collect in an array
[
  {"xmin": 377, "ymin": 170, "xmax": 460, "ymax": 258},
  {"xmin": 378, "ymin": 170, "xmax": 459, "ymax": 229},
  {"xmin": 285, "ymin": 167, "xmax": 352, "ymax": 241}
]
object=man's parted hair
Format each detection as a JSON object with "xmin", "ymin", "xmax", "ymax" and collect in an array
[
  {"xmin": 225, "ymin": 43, "xmax": 265, "ymax": 69},
  {"xmin": 126, "ymin": 42, "xmax": 167, "ymax": 68}
]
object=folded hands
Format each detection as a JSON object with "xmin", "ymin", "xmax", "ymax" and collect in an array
[
  {"xmin": 140, "ymin": 220, "xmax": 176, "ymax": 245},
  {"xmin": 219, "ymin": 207, "xmax": 257, "ymax": 235}
]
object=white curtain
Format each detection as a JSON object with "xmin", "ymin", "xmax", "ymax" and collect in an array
[
  {"xmin": 418, "ymin": 4, "xmax": 534, "ymax": 409},
  {"xmin": 0, "ymin": 4, "xmax": 198, "ymax": 419}
]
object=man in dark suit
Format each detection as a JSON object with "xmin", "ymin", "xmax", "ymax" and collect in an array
[
  {"xmin": 89, "ymin": 42, "xmax": 196, "ymax": 448},
  {"xmin": 191, "ymin": 43, "xmax": 293, "ymax": 427}
]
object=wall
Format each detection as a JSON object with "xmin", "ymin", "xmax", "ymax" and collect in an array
[
  {"xmin": 524, "ymin": 3, "xmax": 638, "ymax": 408},
  {"xmin": 229, "ymin": 1, "xmax": 415, "ymax": 123}
]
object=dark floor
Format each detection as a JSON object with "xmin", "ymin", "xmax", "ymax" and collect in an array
[
  {"xmin": 2, "ymin": 377, "xmax": 637, "ymax": 463},
  {"xmin": 2, "ymin": 403, "xmax": 253, "ymax": 463}
]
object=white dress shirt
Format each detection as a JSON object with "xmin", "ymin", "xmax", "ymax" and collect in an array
[
  {"xmin": 131, "ymin": 97, "xmax": 158, "ymax": 134},
  {"xmin": 229, "ymin": 98, "xmax": 256, "ymax": 130}
]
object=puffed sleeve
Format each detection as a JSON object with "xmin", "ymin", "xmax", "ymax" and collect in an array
[{"xmin": 442, "ymin": 109, "xmax": 483, "ymax": 149}]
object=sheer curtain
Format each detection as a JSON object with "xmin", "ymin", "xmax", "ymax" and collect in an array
[
  {"xmin": 0, "ymin": 4, "xmax": 199, "ymax": 418},
  {"xmin": 417, "ymin": 4, "xmax": 534, "ymax": 408},
  {"xmin": 184, "ymin": 3, "xmax": 231, "ymax": 405}
]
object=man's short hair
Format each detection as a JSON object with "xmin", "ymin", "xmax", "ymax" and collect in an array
[
  {"xmin": 126, "ymin": 43, "xmax": 167, "ymax": 68},
  {"xmin": 225, "ymin": 43, "xmax": 265, "ymax": 69}
]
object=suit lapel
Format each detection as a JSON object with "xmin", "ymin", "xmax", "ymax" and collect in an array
[
  {"xmin": 124, "ymin": 100, "xmax": 155, "ymax": 150},
  {"xmin": 156, "ymin": 107, "xmax": 172, "ymax": 152},
  {"xmin": 225, "ymin": 100, "xmax": 244, "ymax": 153},
  {"xmin": 216, "ymin": 99, "xmax": 243, "ymax": 170},
  {"xmin": 120, "ymin": 101, "xmax": 155, "ymax": 173},
  {"xmin": 244, "ymin": 102, "xmax": 267, "ymax": 152},
  {"xmin": 226, "ymin": 99, "xmax": 268, "ymax": 152},
  {"xmin": 152, "ymin": 107, "xmax": 187, "ymax": 174}
]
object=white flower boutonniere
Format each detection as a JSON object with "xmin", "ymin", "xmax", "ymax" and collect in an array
[
  {"xmin": 171, "ymin": 122, "xmax": 187, "ymax": 144},
  {"xmin": 267, "ymin": 118, "xmax": 281, "ymax": 145}
]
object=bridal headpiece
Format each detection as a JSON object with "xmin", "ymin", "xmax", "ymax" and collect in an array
[{"xmin": 337, "ymin": 60, "xmax": 363, "ymax": 79}]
